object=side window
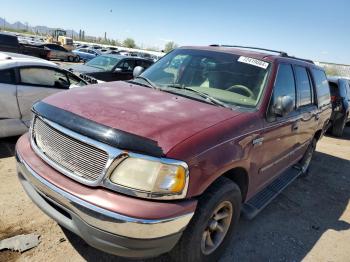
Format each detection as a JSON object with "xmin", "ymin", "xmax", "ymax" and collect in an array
[
  {"xmin": 58, "ymin": 46, "xmax": 67, "ymax": 52},
  {"xmin": 311, "ymin": 68, "xmax": 331, "ymax": 107},
  {"xmin": 0, "ymin": 69, "xmax": 16, "ymax": 84},
  {"xmin": 136, "ymin": 60, "xmax": 153, "ymax": 68},
  {"xmin": 295, "ymin": 66, "xmax": 312, "ymax": 107},
  {"xmin": 272, "ymin": 64, "xmax": 296, "ymax": 110},
  {"xmin": 19, "ymin": 68, "xmax": 69, "ymax": 89},
  {"xmin": 119, "ymin": 60, "xmax": 135, "ymax": 71}
]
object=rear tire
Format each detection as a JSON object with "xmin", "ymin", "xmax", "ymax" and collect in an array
[
  {"xmin": 169, "ymin": 177, "xmax": 241, "ymax": 262},
  {"xmin": 298, "ymin": 138, "xmax": 317, "ymax": 177},
  {"xmin": 332, "ymin": 116, "xmax": 346, "ymax": 137},
  {"xmin": 68, "ymin": 56, "xmax": 74, "ymax": 62}
]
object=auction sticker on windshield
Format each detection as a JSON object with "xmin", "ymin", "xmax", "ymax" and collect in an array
[{"xmin": 238, "ymin": 56, "xmax": 269, "ymax": 69}]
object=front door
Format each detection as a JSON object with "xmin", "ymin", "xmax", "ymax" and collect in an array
[
  {"xmin": 16, "ymin": 67, "xmax": 69, "ymax": 125},
  {"xmin": 256, "ymin": 63, "xmax": 299, "ymax": 190}
]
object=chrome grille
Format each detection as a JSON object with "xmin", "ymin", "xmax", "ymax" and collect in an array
[{"xmin": 32, "ymin": 117, "xmax": 109, "ymax": 182}]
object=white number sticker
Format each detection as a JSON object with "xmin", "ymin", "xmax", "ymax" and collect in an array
[{"xmin": 238, "ymin": 56, "xmax": 269, "ymax": 69}]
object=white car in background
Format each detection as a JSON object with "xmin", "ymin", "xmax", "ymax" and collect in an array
[{"xmin": 0, "ymin": 52, "xmax": 87, "ymax": 138}]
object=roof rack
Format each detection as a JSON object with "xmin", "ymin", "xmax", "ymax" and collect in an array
[
  {"xmin": 209, "ymin": 44, "xmax": 314, "ymax": 64},
  {"xmin": 209, "ymin": 44, "xmax": 288, "ymax": 57}
]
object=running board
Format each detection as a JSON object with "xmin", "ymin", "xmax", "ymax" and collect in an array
[{"xmin": 242, "ymin": 167, "xmax": 302, "ymax": 220}]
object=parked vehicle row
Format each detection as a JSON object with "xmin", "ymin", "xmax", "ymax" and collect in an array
[
  {"xmin": 67, "ymin": 54, "xmax": 153, "ymax": 83},
  {"xmin": 0, "ymin": 52, "xmax": 87, "ymax": 138},
  {"xmin": 0, "ymin": 32, "xmax": 50, "ymax": 59},
  {"xmin": 15, "ymin": 45, "xmax": 333, "ymax": 261}
]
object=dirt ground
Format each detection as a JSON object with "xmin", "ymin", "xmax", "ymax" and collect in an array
[{"xmin": 0, "ymin": 128, "xmax": 350, "ymax": 262}]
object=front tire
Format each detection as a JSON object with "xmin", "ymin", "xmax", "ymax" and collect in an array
[
  {"xmin": 169, "ymin": 177, "xmax": 241, "ymax": 262},
  {"xmin": 68, "ymin": 56, "xmax": 74, "ymax": 62},
  {"xmin": 74, "ymin": 56, "xmax": 80, "ymax": 62}
]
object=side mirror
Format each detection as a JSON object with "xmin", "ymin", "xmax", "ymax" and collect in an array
[
  {"xmin": 115, "ymin": 68, "xmax": 122, "ymax": 72},
  {"xmin": 133, "ymin": 66, "xmax": 144, "ymax": 78},
  {"xmin": 273, "ymin": 95, "xmax": 294, "ymax": 117}
]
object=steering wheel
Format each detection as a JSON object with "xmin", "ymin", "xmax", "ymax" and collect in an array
[{"xmin": 226, "ymin": 85, "xmax": 254, "ymax": 98}]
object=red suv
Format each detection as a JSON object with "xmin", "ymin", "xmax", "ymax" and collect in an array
[{"xmin": 16, "ymin": 45, "xmax": 331, "ymax": 261}]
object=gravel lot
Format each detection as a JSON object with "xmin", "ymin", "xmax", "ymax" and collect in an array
[{"xmin": 1, "ymin": 128, "xmax": 349, "ymax": 262}]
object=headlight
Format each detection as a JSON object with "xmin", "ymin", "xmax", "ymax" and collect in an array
[{"xmin": 109, "ymin": 157, "xmax": 188, "ymax": 199}]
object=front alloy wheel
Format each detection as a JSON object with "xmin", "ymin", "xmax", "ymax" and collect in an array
[
  {"xmin": 201, "ymin": 201, "xmax": 233, "ymax": 255},
  {"xmin": 170, "ymin": 177, "xmax": 241, "ymax": 262}
]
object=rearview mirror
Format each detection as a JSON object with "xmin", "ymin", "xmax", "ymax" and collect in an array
[
  {"xmin": 133, "ymin": 66, "xmax": 144, "ymax": 78},
  {"xmin": 273, "ymin": 95, "xmax": 294, "ymax": 117}
]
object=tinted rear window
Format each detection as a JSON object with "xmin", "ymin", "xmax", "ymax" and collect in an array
[
  {"xmin": 328, "ymin": 81, "xmax": 339, "ymax": 96},
  {"xmin": 311, "ymin": 69, "xmax": 331, "ymax": 107}
]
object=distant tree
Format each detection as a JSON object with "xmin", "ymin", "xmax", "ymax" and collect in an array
[
  {"xmin": 123, "ymin": 38, "xmax": 136, "ymax": 48},
  {"xmin": 325, "ymin": 67, "xmax": 339, "ymax": 76},
  {"xmin": 164, "ymin": 41, "xmax": 178, "ymax": 53}
]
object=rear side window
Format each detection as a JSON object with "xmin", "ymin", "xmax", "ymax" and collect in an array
[
  {"xmin": 295, "ymin": 66, "xmax": 312, "ymax": 107},
  {"xmin": 272, "ymin": 64, "xmax": 296, "ymax": 109},
  {"xmin": 0, "ymin": 69, "xmax": 16, "ymax": 84},
  {"xmin": 311, "ymin": 69, "xmax": 331, "ymax": 107}
]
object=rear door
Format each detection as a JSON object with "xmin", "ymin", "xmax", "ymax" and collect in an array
[
  {"xmin": 257, "ymin": 63, "xmax": 299, "ymax": 189},
  {"xmin": 16, "ymin": 67, "xmax": 70, "ymax": 125},
  {"xmin": 290, "ymin": 66, "xmax": 318, "ymax": 163}
]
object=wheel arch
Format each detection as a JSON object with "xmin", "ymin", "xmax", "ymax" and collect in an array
[{"xmin": 220, "ymin": 167, "xmax": 249, "ymax": 202}]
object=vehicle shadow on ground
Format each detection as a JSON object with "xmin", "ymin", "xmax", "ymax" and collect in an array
[
  {"xmin": 0, "ymin": 137, "xmax": 19, "ymax": 159},
  {"xmin": 62, "ymin": 149, "xmax": 350, "ymax": 262}
]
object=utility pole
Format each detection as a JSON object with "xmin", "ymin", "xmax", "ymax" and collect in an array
[{"xmin": 104, "ymin": 32, "xmax": 107, "ymax": 41}]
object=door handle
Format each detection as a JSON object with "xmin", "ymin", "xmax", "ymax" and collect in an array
[{"xmin": 292, "ymin": 122, "xmax": 299, "ymax": 131}]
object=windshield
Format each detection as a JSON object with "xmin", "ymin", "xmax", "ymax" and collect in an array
[
  {"xmin": 141, "ymin": 49, "xmax": 271, "ymax": 108},
  {"xmin": 86, "ymin": 55, "xmax": 121, "ymax": 71}
]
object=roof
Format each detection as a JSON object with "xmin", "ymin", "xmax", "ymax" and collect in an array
[
  {"xmin": 328, "ymin": 76, "xmax": 350, "ymax": 83},
  {"xmin": 179, "ymin": 45, "xmax": 318, "ymax": 67},
  {"xmin": 0, "ymin": 52, "xmax": 58, "ymax": 70},
  {"xmin": 99, "ymin": 54, "xmax": 150, "ymax": 61}
]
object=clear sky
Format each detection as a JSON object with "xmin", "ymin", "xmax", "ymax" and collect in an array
[{"xmin": 1, "ymin": 0, "xmax": 349, "ymax": 64}]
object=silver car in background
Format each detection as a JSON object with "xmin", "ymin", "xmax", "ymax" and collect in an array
[
  {"xmin": 42, "ymin": 43, "xmax": 79, "ymax": 62},
  {"xmin": 0, "ymin": 52, "xmax": 87, "ymax": 138}
]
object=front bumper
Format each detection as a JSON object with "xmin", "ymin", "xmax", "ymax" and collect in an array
[{"xmin": 16, "ymin": 144, "xmax": 194, "ymax": 258}]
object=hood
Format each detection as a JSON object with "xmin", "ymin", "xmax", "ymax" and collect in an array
[
  {"xmin": 67, "ymin": 63, "xmax": 104, "ymax": 74},
  {"xmin": 42, "ymin": 82, "xmax": 241, "ymax": 154}
]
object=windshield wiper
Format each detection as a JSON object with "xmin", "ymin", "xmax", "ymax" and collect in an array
[
  {"xmin": 134, "ymin": 76, "xmax": 158, "ymax": 89},
  {"xmin": 165, "ymin": 84, "xmax": 230, "ymax": 108}
]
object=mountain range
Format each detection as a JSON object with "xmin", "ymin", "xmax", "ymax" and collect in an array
[{"xmin": 0, "ymin": 18, "xmax": 79, "ymax": 37}]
